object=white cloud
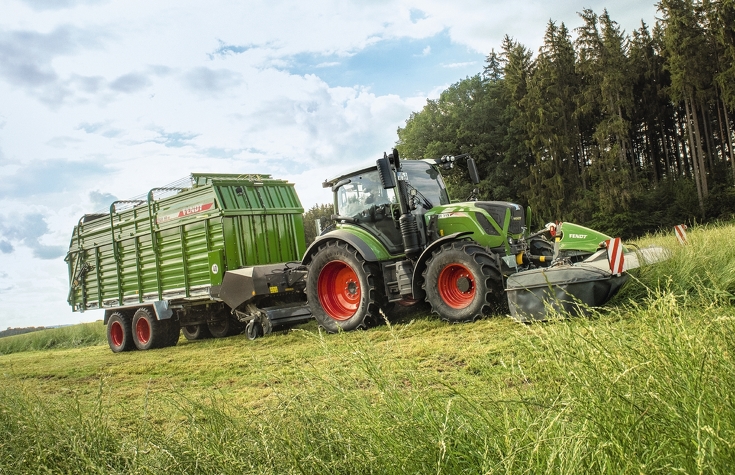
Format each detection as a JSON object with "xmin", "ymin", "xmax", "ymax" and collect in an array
[
  {"xmin": 316, "ymin": 62, "xmax": 341, "ymax": 68},
  {"xmin": 183, "ymin": 67, "xmax": 243, "ymax": 94},
  {"xmin": 443, "ymin": 61, "xmax": 477, "ymax": 69},
  {"xmin": 109, "ymin": 72, "xmax": 150, "ymax": 93}
]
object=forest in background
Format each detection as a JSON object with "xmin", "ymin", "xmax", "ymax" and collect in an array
[{"xmin": 395, "ymin": 0, "xmax": 735, "ymax": 238}]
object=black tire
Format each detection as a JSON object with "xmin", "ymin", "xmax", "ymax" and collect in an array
[
  {"xmin": 306, "ymin": 240, "xmax": 383, "ymax": 333},
  {"xmin": 131, "ymin": 307, "xmax": 169, "ymax": 350},
  {"xmin": 246, "ymin": 320, "xmax": 263, "ymax": 341},
  {"xmin": 107, "ymin": 312, "xmax": 135, "ymax": 353},
  {"xmin": 162, "ymin": 319, "xmax": 180, "ymax": 348},
  {"xmin": 182, "ymin": 323, "xmax": 211, "ymax": 341},
  {"xmin": 422, "ymin": 241, "xmax": 506, "ymax": 322},
  {"xmin": 207, "ymin": 317, "xmax": 238, "ymax": 338}
]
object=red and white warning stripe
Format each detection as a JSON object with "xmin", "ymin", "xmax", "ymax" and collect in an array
[
  {"xmin": 674, "ymin": 224, "xmax": 688, "ymax": 245},
  {"xmin": 606, "ymin": 237, "xmax": 625, "ymax": 275}
]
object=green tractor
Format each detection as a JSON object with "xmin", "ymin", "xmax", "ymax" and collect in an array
[{"xmin": 303, "ymin": 149, "xmax": 605, "ymax": 332}]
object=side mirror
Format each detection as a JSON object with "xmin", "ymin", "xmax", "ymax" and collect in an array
[
  {"xmin": 376, "ymin": 157, "xmax": 396, "ymax": 189},
  {"xmin": 467, "ymin": 158, "xmax": 480, "ymax": 184}
]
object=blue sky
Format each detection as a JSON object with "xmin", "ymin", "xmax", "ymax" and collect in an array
[
  {"xmin": 281, "ymin": 31, "xmax": 483, "ymax": 97},
  {"xmin": 0, "ymin": 0, "xmax": 658, "ymax": 328}
]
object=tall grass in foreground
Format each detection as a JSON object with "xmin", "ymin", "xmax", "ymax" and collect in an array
[
  {"xmin": 0, "ymin": 321, "xmax": 106, "ymax": 354},
  {"xmin": 1, "ymin": 302, "xmax": 733, "ymax": 473},
  {"xmin": 619, "ymin": 221, "xmax": 735, "ymax": 305}
]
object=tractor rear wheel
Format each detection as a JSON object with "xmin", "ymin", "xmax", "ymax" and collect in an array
[
  {"xmin": 306, "ymin": 241, "xmax": 382, "ymax": 333},
  {"xmin": 131, "ymin": 307, "xmax": 169, "ymax": 350},
  {"xmin": 422, "ymin": 242, "xmax": 506, "ymax": 322},
  {"xmin": 107, "ymin": 312, "xmax": 135, "ymax": 353}
]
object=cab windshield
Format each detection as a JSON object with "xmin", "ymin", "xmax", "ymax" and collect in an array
[
  {"xmin": 335, "ymin": 161, "xmax": 449, "ymax": 218},
  {"xmin": 402, "ymin": 161, "xmax": 450, "ymax": 207},
  {"xmin": 335, "ymin": 170, "xmax": 396, "ymax": 217}
]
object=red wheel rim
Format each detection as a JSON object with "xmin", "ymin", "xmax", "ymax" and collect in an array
[
  {"xmin": 438, "ymin": 263, "xmax": 476, "ymax": 309},
  {"xmin": 110, "ymin": 321, "xmax": 124, "ymax": 347},
  {"xmin": 136, "ymin": 317, "xmax": 151, "ymax": 344},
  {"xmin": 317, "ymin": 260, "xmax": 361, "ymax": 321}
]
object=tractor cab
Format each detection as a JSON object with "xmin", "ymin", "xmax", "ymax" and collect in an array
[{"xmin": 327, "ymin": 160, "xmax": 451, "ymax": 256}]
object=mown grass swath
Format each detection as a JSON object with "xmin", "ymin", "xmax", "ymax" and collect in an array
[{"xmin": 1, "ymin": 223, "xmax": 734, "ymax": 473}]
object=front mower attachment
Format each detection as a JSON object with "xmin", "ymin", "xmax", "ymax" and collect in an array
[
  {"xmin": 505, "ymin": 244, "xmax": 671, "ymax": 322},
  {"xmin": 506, "ymin": 264, "xmax": 628, "ymax": 322}
]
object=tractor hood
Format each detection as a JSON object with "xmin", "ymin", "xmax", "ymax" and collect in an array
[{"xmin": 424, "ymin": 201, "xmax": 526, "ymax": 253}]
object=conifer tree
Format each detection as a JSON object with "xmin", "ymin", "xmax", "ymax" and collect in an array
[
  {"xmin": 394, "ymin": 4, "xmax": 735, "ymax": 234},
  {"xmin": 523, "ymin": 22, "xmax": 582, "ymax": 222},
  {"xmin": 575, "ymin": 10, "xmax": 636, "ymax": 215},
  {"xmin": 659, "ymin": 0, "xmax": 710, "ymax": 214}
]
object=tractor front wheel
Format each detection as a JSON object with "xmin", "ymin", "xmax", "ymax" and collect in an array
[
  {"xmin": 306, "ymin": 241, "xmax": 382, "ymax": 333},
  {"xmin": 423, "ymin": 242, "xmax": 506, "ymax": 322}
]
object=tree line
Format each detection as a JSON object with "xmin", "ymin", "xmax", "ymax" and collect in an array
[
  {"xmin": 395, "ymin": 0, "xmax": 735, "ymax": 238},
  {"xmin": 0, "ymin": 326, "xmax": 48, "ymax": 338}
]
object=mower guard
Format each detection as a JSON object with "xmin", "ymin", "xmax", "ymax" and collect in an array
[{"xmin": 506, "ymin": 264, "xmax": 628, "ymax": 322}]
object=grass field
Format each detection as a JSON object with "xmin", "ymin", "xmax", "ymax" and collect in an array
[{"xmin": 1, "ymin": 223, "xmax": 734, "ymax": 474}]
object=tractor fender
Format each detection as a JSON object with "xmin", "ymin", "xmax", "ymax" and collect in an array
[
  {"xmin": 411, "ymin": 231, "xmax": 473, "ymax": 298},
  {"xmin": 302, "ymin": 230, "xmax": 383, "ymax": 264}
]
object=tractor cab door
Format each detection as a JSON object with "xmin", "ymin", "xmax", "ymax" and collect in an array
[{"xmin": 335, "ymin": 170, "xmax": 404, "ymax": 255}]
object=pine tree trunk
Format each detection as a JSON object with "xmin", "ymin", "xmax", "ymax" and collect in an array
[
  {"xmin": 647, "ymin": 121, "xmax": 659, "ymax": 185},
  {"xmin": 691, "ymin": 97, "xmax": 709, "ymax": 199},
  {"xmin": 615, "ymin": 101, "xmax": 629, "ymax": 173},
  {"xmin": 702, "ymin": 104, "xmax": 715, "ymax": 171},
  {"xmin": 676, "ymin": 108, "xmax": 690, "ymax": 178},
  {"xmin": 685, "ymin": 95, "xmax": 705, "ymax": 215},
  {"xmin": 716, "ymin": 96, "xmax": 728, "ymax": 163},
  {"xmin": 722, "ymin": 97, "xmax": 735, "ymax": 183},
  {"xmin": 579, "ymin": 135, "xmax": 588, "ymax": 191},
  {"xmin": 660, "ymin": 121, "xmax": 672, "ymax": 180}
]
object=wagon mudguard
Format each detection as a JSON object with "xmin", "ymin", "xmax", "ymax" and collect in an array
[{"xmin": 103, "ymin": 301, "xmax": 173, "ymax": 324}]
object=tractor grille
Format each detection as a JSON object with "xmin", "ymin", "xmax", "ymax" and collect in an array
[{"xmin": 475, "ymin": 202, "xmax": 525, "ymax": 235}]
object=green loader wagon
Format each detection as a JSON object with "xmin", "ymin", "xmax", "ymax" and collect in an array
[{"xmin": 66, "ymin": 173, "xmax": 311, "ymax": 352}]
